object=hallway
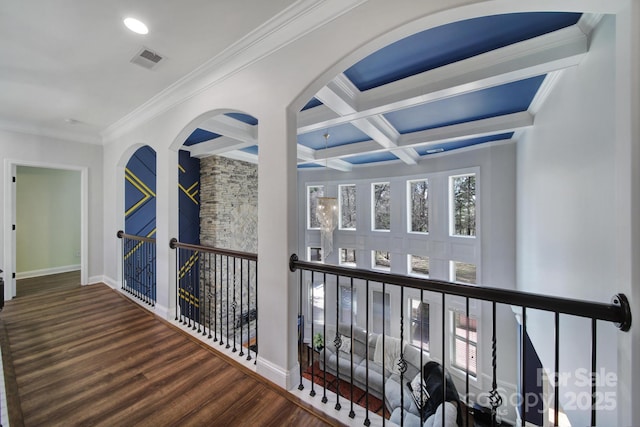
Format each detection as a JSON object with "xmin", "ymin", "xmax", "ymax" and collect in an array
[{"xmin": 0, "ymin": 282, "xmax": 340, "ymax": 426}]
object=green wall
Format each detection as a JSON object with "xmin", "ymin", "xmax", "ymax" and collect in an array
[{"xmin": 16, "ymin": 166, "xmax": 81, "ymax": 276}]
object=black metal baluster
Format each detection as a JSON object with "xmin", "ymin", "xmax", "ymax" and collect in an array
[
  {"xmin": 239, "ymin": 258, "xmax": 245, "ymax": 357},
  {"xmin": 298, "ymin": 268, "xmax": 304, "ymax": 391},
  {"xmin": 554, "ymin": 312, "xmax": 559, "ymax": 427},
  {"xmin": 254, "ymin": 260, "xmax": 258, "ymax": 364},
  {"xmin": 441, "ymin": 293, "xmax": 446, "ymax": 427},
  {"xmin": 214, "ymin": 253, "xmax": 218, "ymax": 342},
  {"xmin": 399, "ymin": 285, "xmax": 406, "ymax": 427},
  {"xmin": 364, "ymin": 279, "xmax": 370, "ymax": 427},
  {"xmin": 591, "ymin": 318, "xmax": 597, "ymax": 427},
  {"xmin": 321, "ymin": 272, "xmax": 327, "ymax": 404},
  {"xmin": 207, "ymin": 253, "xmax": 213, "ymax": 339},
  {"xmin": 334, "ymin": 274, "xmax": 341, "ymax": 411},
  {"xmin": 521, "ymin": 306, "xmax": 527, "ymax": 427},
  {"xmin": 232, "ymin": 257, "xmax": 238, "ymax": 353},
  {"xmin": 310, "ymin": 271, "xmax": 316, "ymax": 397},
  {"xmin": 490, "ymin": 301, "xmax": 502, "ymax": 427},
  {"xmin": 382, "ymin": 282, "xmax": 387, "ymax": 427},
  {"xmin": 226, "ymin": 255, "xmax": 230, "ymax": 349},
  {"xmin": 174, "ymin": 244, "xmax": 179, "ymax": 321},
  {"xmin": 349, "ymin": 277, "xmax": 355, "ymax": 419},
  {"xmin": 465, "ymin": 297, "xmax": 470, "ymax": 427}
]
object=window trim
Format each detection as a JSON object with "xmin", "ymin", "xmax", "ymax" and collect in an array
[
  {"xmin": 449, "ymin": 173, "xmax": 477, "ymax": 238},
  {"xmin": 338, "ymin": 184, "xmax": 357, "ymax": 231},
  {"xmin": 339, "ymin": 247, "xmax": 357, "ymax": 267},
  {"xmin": 408, "ymin": 254, "xmax": 430, "ymax": 278},
  {"xmin": 307, "ymin": 184, "xmax": 324, "ymax": 230},
  {"xmin": 407, "ymin": 178, "xmax": 429, "ymax": 235},
  {"xmin": 449, "ymin": 310, "xmax": 479, "ymax": 380},
  {"xmin": 371, "ymin": 181, "xmax": 391, "ymax": 232},
  {"xmin": 372, "ymin": 250, "xmax": 391, "ymax": 271}
]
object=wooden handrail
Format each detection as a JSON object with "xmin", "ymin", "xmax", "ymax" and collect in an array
[
  {"xmin": 169, "ymin": 238, "xmax": 257, "ymax": 262},
  {"xmin": 289, "ymin": 254, "xmax": 632, "ymax": 331},
  {"xmin": 116, "ymin": 230, "xmax": 156, "ymax": 243}
]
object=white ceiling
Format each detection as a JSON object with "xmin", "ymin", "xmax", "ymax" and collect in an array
[{"xmin": 0, "ymin": 0, "xmax": 297, "ymax": 143}]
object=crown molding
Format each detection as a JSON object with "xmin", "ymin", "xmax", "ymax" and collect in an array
[
  {"xmin": 102, "ymin": 0, "xmax": 369, "ymax": 144},
  {"xmin": 0, "ymin": 118, "xmax": 102, "ymax": 145}
]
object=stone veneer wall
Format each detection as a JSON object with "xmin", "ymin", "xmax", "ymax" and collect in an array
[
  {"xmin": 199, "ymin": 155, "xmax": 258, "ymax": 345},
  {"xmin": 200, "ymin": 155, "xmax": 258, "ymax": 252}
]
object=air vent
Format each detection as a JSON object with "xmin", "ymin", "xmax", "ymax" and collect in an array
[{"xmin": 131, "ymin": 47, "xmax": 164, "ymax": 70}]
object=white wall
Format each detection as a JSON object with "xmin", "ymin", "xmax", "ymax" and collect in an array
[
  {"xmin": 1, "ymin": 129, "xmax": 104, "ymax": 297},
  {"xmin": 298, "ymin": 142, "xmax": 520, "ymax": 422},
  {"xmin": 16, "ymin": 166, "xmax": 81, "ymax": 276},
  {"xmin": 517, "ymin": 15, "xmax": 621, "ymax": 427}
]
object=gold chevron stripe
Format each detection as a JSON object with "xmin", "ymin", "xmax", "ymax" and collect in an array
[
  {"xmin": 178, "ymin": 164, "xmax": 186, "ymax": 173},
  {"xmin": 125, "ymin": 168, "xmax": 156, "ymax": 217},
  {"xmin": 179, "ymin": 252, "xmax": 199, "ymax": 279},
  {"xmin": 179, "ymin": 183, "xmax": 199, "ymax": 205}
]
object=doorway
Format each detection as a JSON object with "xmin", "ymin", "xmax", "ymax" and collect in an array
[{"xmin": 3, "ymin": 161, "xmax": 88, "ymax": 300}]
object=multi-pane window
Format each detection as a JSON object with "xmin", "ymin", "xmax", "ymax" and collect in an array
[
  {"xmin": 408, "ymin": 179, "xmax": 429, "ymax": 233},
  {"xmin": 452, "ymin": 312, "xmax": 477, "ymax": 376},
  {"xmin": 308, "ymin": 247, "xmax": 322, "ymax": 262},
  {"xmin": 372, "ymin": 182, "xmax": 391, "ymax": 231},
  {"xmin": 451, "ymin": 174, "xmax": 476, "ymax": 237},
  {"xmin": 372, "ymin": 291, "xmax": 390, "ymax": 334},
  {"xmin": 339, "ymin": 184, "xmax": 357, "ymax": 230},
  {"xmin": 452, "ymin": 261, "xmax": 476, "ymax": 284},
  {"xmin": 339, "ymin": 285, "xmax": 357, "ymax": 323},
  {"xmin": 307, "ymin": 185, "xmax": 324, "ymax": 229},
  {"xmin": 410, "ymin": 299, "xmax": 430, "ymax": 351},
  {"xmin": 373, "ymin": 250, "xmax": 391, "ymax": 271},
  {"xmin": 409, "ymin": 255, "xmax": 429, "ymax": 277},
  {"xmin": 310, "ymin": 281, "xmax": 325, "ymax": 324},
  {"xmin": 339, "ymin": 248, "xmax": 356, "ymax": 266}
]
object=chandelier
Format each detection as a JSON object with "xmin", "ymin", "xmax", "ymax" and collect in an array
[{"xmin": 316, "ymin": 133, "xmax": 337, "ymax": 258}]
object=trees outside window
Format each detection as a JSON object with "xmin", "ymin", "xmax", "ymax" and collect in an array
[
  {"xmin": 339, "ymin": 184, "xmax": 357, "ymax": 230},
  {"xmin": 307, "ymin": 185, "xmax": 324, "ymax": 229},
  {"xmin": 408, "ymin": 179, "xmax": 429, "ymax": 233},
  {"xmin": 372, "ymin": 182, "xmax": 390, "ymax": 231},
  {"xmin": 451, "ymin": 174, "xmax": 476, "ymax": 236}
]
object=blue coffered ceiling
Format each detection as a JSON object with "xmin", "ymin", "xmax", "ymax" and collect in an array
[{"xmin": 182, "ymin": 11, "xmax": 591, "ymax": 169}]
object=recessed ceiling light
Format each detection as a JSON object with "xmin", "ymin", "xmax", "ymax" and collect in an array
[{"xmin": 124, "ymin": 17, "xmax": 148, "ymax": 35}]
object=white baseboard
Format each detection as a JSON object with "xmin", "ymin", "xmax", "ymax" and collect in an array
[
  {"xmin": 16, "ymin": 265, "xmax": 80, "ymax": 279},
  {"xmin": 256, "ymin": 358, "xmax": 297, "ymax": 390},
  {"xmin": 92, "ymin": 275, "xmax": 118, "ymax": 289}
]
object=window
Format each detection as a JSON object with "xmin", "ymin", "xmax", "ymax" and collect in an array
[
  {"xmin": 409, "ymin": 255, "xmax": 429, "ymax": 277},
  {"xmin": 451, "ymin": 312, "xmax": 477, "ymax": 376},
  {"xmin": 372, "ymin": 182, "xmax": 390, "ymax": 231},
  {"xmin": 450, "ymin": 174, "xmax": 476, "ymax": 237},
  {"xmin": 339, "ymin": 285, "xmax": 357, "ymax": 323},
  {"xmin": 310, "ymin": 281, "xmax": 325, "ymax": 324},
  {"xmin": 372, "ymin": 291, "xmax": 390, "ymax": 334},
  {"xmin": 408, "ymin": 179, "xmax": 429, "ymax": 233},
  {"xmin": 339, "ymin": 184, "xmax": 357, "ymax": 230},
  {"xmin": 307, "ymin": 185, "xmax": 324, "ymax": 229},
  {"xmin": 410, "ymin": 299, "xmax": 429, "ymax": 351},
  {"xmin": 452, "ymin": 261, "xmax": 476, "ymax": 284},
  {"xmin": 339, "ymin": 248, "xmax": 356, "ymax": 266},
  {"xmin": 372, "ymin": 250, "xmax": 391, "ymax": 271},
  {"xmin": 308, "ymin": 247, "xmax": 322, "ymax": 262}
]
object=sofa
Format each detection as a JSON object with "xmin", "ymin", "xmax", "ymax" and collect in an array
[{"xmin": 318, "ymin": 324, "xmax": 461, "ymax": 426}]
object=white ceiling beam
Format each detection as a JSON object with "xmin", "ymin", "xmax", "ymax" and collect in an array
[
  {"xmin": 397, "ymin": 111, "xmax": 534, "ymax": 148},
  {"xmin": 200, "ymin": 114, "xmax": 258, "ymax": 144},
  {"xmin": 308, "ymin": 112, "xmax": 532, "ymax": 162},
  {"xmin": 298, "ymin": 24, "xmax": 587, "ymax": 133},
  {"xmin": 219, "ymin": 150, "xmax": 259, "ymax": 164},
  {"xmin": 315, "ymin": 73, "xmax": 418, "ymax": 164},
  {"xmin": 296, "ymin": 143, "xmax": 353, "ymax": 171},
  {"xmin": 187, "ymin": 136, "xmax": 254, "ymax": 158}
]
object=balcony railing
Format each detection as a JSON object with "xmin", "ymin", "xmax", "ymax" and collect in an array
[
  {"xmin": 170, "ymin": 239, "xmax": 258, "ymax": 363},
  {"xmin": 289, "ymin": 254, "xmax": 631, "ymax": 427},
  {"xmin": 117, "ymin": 230, "xmax": 156, "ymax": 306}
]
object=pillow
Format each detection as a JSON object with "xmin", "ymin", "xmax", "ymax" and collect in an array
[
  {"xmin": 408, "ymin": 372, "xmax": 430, "ymax": 410},
  {"xmin": 339, "ymin": 334, "xmax": 351, "ymax": 354}
]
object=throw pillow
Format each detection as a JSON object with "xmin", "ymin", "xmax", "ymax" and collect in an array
[
  {"xmin": 408, "ymin": 372, "xmax": 430, "ymax": 410},
  {"xmin": 339, "ymin": 334, "xmax": 351, "ymax": 354}
]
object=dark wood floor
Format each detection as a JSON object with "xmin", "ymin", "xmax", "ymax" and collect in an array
[
  {"xmin": 0, "ymin": 277, "xmax": 341, "ymax": 427},
  {"xmin": 15, "ymin": 271, "xmax": 81, "ymax": 297}
]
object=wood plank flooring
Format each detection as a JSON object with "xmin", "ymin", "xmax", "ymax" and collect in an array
[
  {"xmin": 0, "ymin": 279, "xmax": 341, "ymax": 427},
  {"xmin": 15, "ymin": 271, "xmax": 80, "ymax": 297}
]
